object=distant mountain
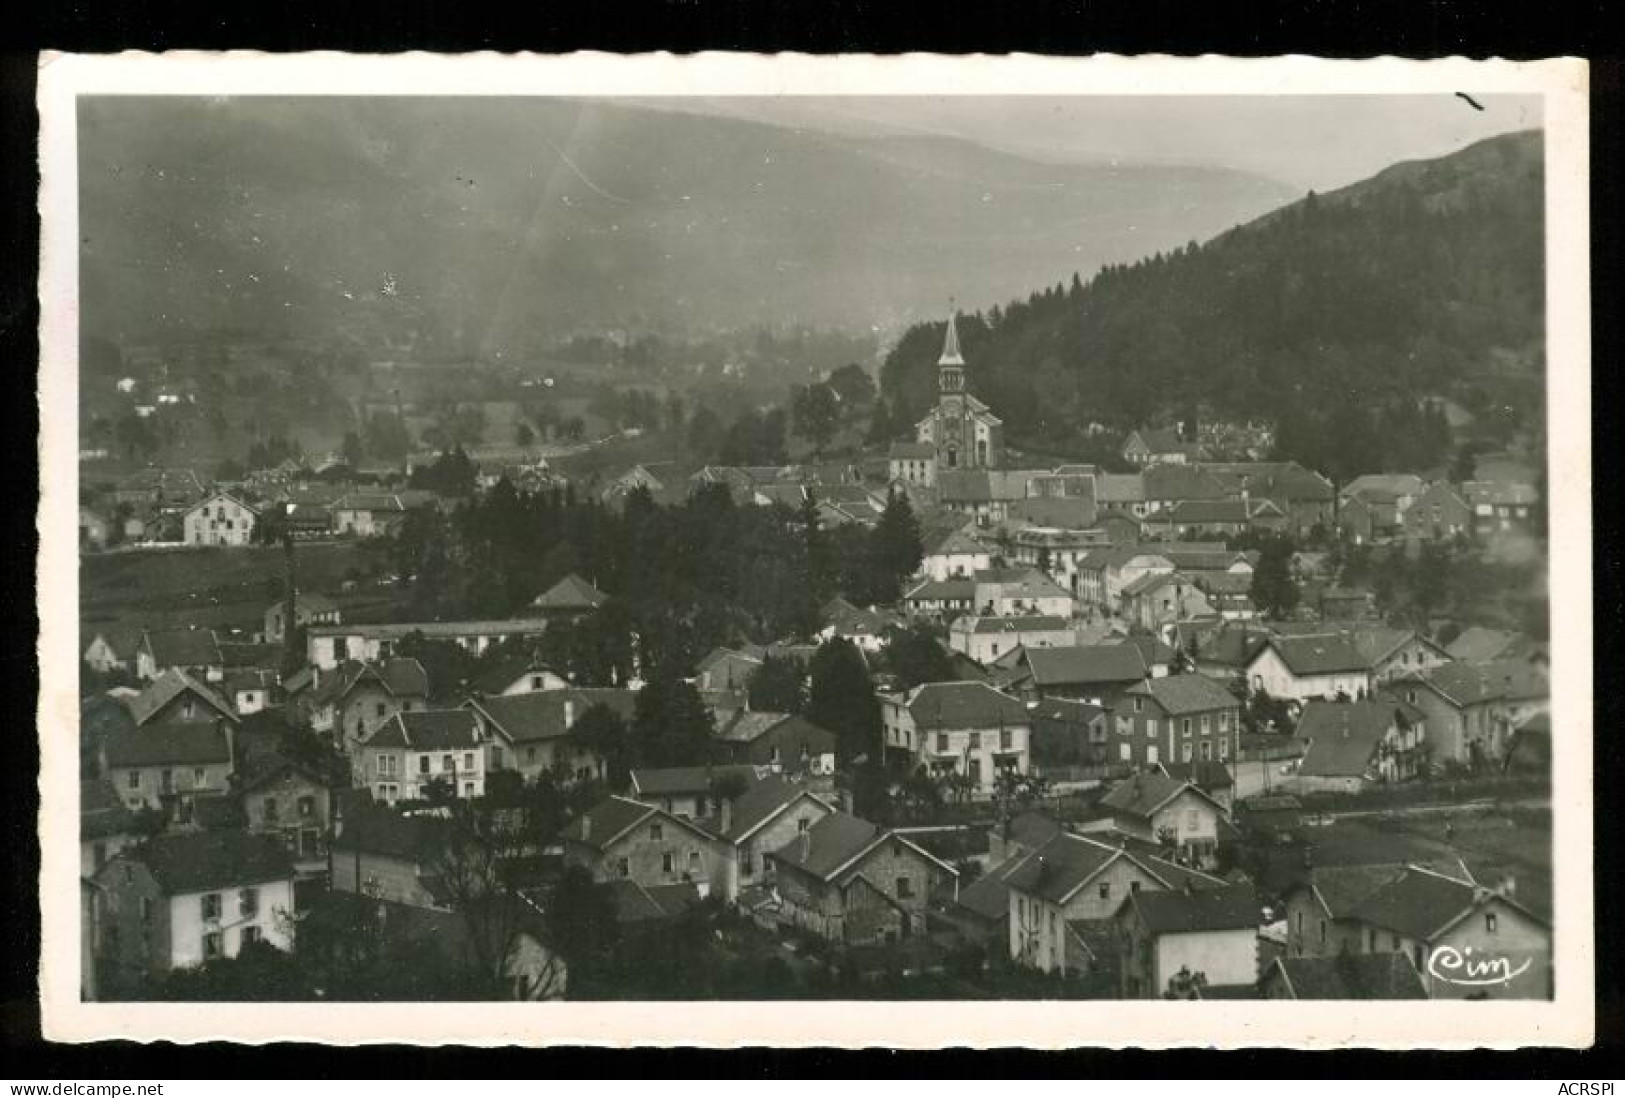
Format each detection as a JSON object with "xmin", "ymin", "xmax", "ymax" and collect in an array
[
  {"xmin": 77, "ymin": 97, "xmax": 1296, "ymax": 354},
  {"xmin": 878, "ymin": 129, "xmax": 1544, "ymax": 479}
]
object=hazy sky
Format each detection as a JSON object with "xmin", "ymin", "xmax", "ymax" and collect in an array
[{"xmin": 630, "ymin": 94, "xmax": 1541, "ymax": 192}]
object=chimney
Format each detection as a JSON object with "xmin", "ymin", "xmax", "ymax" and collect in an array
[
  {"xmin": 719, "ymin": 797, "xmax": 733, "ymax": 835},
  {"xmin": 563, "ymin": 699, "xmax": 575, "ymax": 729},
  {"xmin": 1496, "ymin": 874, "xmax": 1517, "ymax": 898},
  {"xmin": 580, "ymin": 811, "xmax": 592, "ymax": 843}
]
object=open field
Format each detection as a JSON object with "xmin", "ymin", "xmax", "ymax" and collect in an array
[{"xmin": 80, "ymin": 541, "xmax": 400, "ymax": 638}]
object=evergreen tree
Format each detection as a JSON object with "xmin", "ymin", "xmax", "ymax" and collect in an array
[
  {"xmin": 631, "ymin": 673, "xmax": 716, "ymax": 768},
  {"xmin": 880, "ymin": 625, "xmax": 956, "ymax": 689},
  {"xmin": 573, "ymin": 702, "xmax": 633, "ymax": 789},
  {"xmin": 805, "ymin": 638, "xmax": 882, "ymax": 767},
  {"xmin": 748, "ymin": 653, "xmax": 807, "ymax": 713},
  {"xmin": 1248, "ymin": 536, "xmax": 1301, "ymax": 619},
  {"xmin": 870, "ymin": 489, "xmax": 924, "ymax": 602}
]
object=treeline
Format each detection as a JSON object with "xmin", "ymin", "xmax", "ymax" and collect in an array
[
  {"xmin": 877, "ymin": 132, "xmax": 1543, "ymax": 469},
  {"xmin": 387, "ymin": 478, "xmax": 925, "ymax": 682}
]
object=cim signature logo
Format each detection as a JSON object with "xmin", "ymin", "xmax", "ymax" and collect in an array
[{"xmin": 1427, "ymin": 944, "xmax": 1534, "ymax": 987}]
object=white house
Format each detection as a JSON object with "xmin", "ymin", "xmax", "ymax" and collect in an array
[
  {"xmin": 183, "ymin": 492, "xmax": 261, "ymax": 547},
  {"xmin": 879, "ymin": 681, "xmax": 1031, "ymax": 797},
  {"xmin": 948, "ymin": 614, "xmax": 1075, "ymax": 665},
  {"xmin": 1245, "ymin": 635, "xmax": 1373, "ymax": 704}
]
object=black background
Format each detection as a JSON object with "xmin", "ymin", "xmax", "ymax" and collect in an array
[{"xmin": 0, "ymin": 0, "xmax": 1619, "ymax": 1076}]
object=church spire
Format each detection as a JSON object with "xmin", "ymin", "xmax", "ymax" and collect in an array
[{"xmin": 939, "ymin": 300, "xmax": 965, "ymax": 366}]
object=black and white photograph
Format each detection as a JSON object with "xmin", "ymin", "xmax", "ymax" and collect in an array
[{"xmin": 35, "ymin": 53, "xmax": 1592, "ymax": 1047}]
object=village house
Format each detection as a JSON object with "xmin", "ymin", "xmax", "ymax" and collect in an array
[
  {"xmin": 1119, "ymin": 571, "xmax": 1215, "ymax": 632},
  {"xmin": 470, "ymin": 687, "xmax": 635, "ymax": 783},
  {"xmin": 713, "ymin": 711, "xmax": 839, "ymax": 773},
  {"xmin": 1112, "ymin": 674, "xmax": 1243, "ymax": 771},
  {"xmin": 1462, "ymin": 480, "xmax": 1540, "ymax": 536},
  {"xmin": 81, "ymin": 778, "xmax": 139, "ymax": 880},
  {"xmin": 971, "ymin": 567, "xmax": 1077, "ymax": 618},
  {"xmin": 306, "ymin": 619, "xmax": 554, "ymax": 670},
  {"xmin": 125, "ymin": 668, "xmax": 238, "ymax": 729},
  {"xmin": 948, "ymin": 614, "xmax": 1074, "ymax": 665},
  {"xmin": 137, "ymin": 628, "xmax": 224, "ymax": 683},
  {"xmin": 331, "ymin": 492, "xmax": 413, "ymax": 538},
  {"xmin": 711, "ymin": 775, "xmax": 836, "ymax": 902},
  {"xmin": 1192, "ymin": 572, "xmax": 1257, "ymax": 620},
  {"xmin": 1445, "ymin": 626, "xmax": 1548, "ymax": 665},
  {"xmin": 467, "ymin": 652, "xmax": 570, "ymax": 698},
  {"xmin": 354, "ymin": 709, "xmax": 489, "ymax": 803},
  {"xmin": 224, "ymin": 669, "xmax": 280, "ymax": 716},
  {"xmin": 101, "ymin": 719, "xmax": 235, "ymax": 820},
  {"xmin": 1338, "ymin": 474, "xmax": 1427, "ymax": 544},
  {"xmin": 1113, "ymin": 881, "xmax": 1262, "ymax": 998},
  {"xmin": 1002, "ymin": 829, "xmax": 1227, "ymax": 977},
  {"xmin": 1157, "ymin": 760, "xmax": 1238, "ymax": 818},
  {"xmin": 529, "ymin": 572, "xmax": 609, "ymax": 623},
  {"xmin": 1075, "ymin": 546, "xmax": 1175, "ymax": 612},
  {"xmin": 879, "ymin": 681, "xmax": 1032, "ymax": 796},
  {"xmin": 1392, "ymin": 660, "xmax": 1550, "ymax": 766},
  {"xmin": 937, "ymin": 468, "xmax": 1046, "ymax": 525},
  {"xmin": 329, "ymin": 801, "xmax": 458, "ymax": 910},
  {"xmin": 83, "ymin": 627, "xmax": 142, "ymax": 676},
  {"xmin": 887, "ymin": 441, "xmax": 937, "ymax": 488},
  {"xmin": 1138, "ymin": 496, "xmax": 1286, "ymax": 540},
  {"xmin": 627, "ymin": 765, "xmax": 762, "ymax": 820},
  {"xmin": 560, "ymin": 795, "xmax": 732, "ymax": 898},
  {"xmin": 307, "ymin": 657, "xmax": 430, "ymax": 756},
  {"xmin": 262, "ymin": 592, "xmax": 341, "ymax": 645},
  {"xmin": 996, "ymin": 641, "xmax": 1166, "ymax": 708},
  {"xmin": 1245, "ymin": 634, "xmax": 1373, "ymax": 704},
  {"xmin": 238, "ymin": 751, "xmax": 336, "ymax": 873},
  {"xmin": 1281, "ymin": 863, "xmax": 1550, "ymax": 999},
  {"xmin": 1006, "ymin": 521, "xmax": 1109, "ymax": 595},
  {"xmin": 93, "ymin": 831, "xmax": 295, "ymax": 990},
  {"xmin": 695, "ymin": 645, "xmax": 767, "ymax": 692},
  {"xmin": 1201, "ymin": 462, "xmax": 1337, "ymax": 538},
  {"xmin": 1122, "ymin": 427, "xmax": 1201, "ymax": 467},
  {"xmin": 1401, "ymin": 482, "xmax": 1474, "ymax": 541},
  {"xmin": 182, "ymin": 491, "xmax": 262, "ymax": 547},
  {"xmin": 900, "ymin": 577, "xmax": 977, "ymax": 621},
  {"xmin": 817, "ymin": 597, "xmax": 904, "ymax": 653},
  {"xmin": 1027, "ymin": 696, "xmax": 1113, "ymax": 778},
  {"xmin": 1094, "ymin": 472, "xmax": 1149, "ymax": 519},
  {"xmin": 1342, "ymin": 626, "xmax": 1454, "ymax": 683},
  {"xmin": 1291, "ymin": 698, "xmax": 1427, "ymax": 794},
  {"xmin": 80, "ymin": 505, "xmax": 111, "ymax": 550},
  {"xmin": 1094, "ymin": 770, "xmax": 1229, "ymax": 869},
  {"xmin": 767, "ymin": 811, "xmax": 957, "ymax": 945}
]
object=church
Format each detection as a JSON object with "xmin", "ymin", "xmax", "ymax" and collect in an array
[{"xmin": 891, "ymin": 309, "xmax": 1004, "ymax": 487}]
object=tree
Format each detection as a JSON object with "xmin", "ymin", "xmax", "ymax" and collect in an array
[
  {"xmin": 341, "ymin": 430, "xmax": 365, "ymax": 468},
  {"xmin": 572, "ymin": 702, "xmax": 633, "ymax": 788},
  {"xmin": 631, "ymin": 673, "xmax": 716, "ymax": 768},
  {"xmin": 869, "ymin": 490, "xmax": 924, "ymax": 602},
  {"xmin": 827, "ymin": 362, "xmax": 877, "ymax": 408},
  {"xmin": 546, "ymin": 864, "xmax": 620, "ymax": 990},
  {"xmin": 1249, "ymin": 535, "xmax": 1300, "ymax": 619},
  {"xmin": 880, "ymin": 624, "xmax": 956, "ymax": 689},
  {"xmin": 805, "ymin": 637, "xmax": 882, "ymax": 767},
  {"xmin": 516, "ymin": 422, "xmax": 536, "ymax": 447},
  {"xmin": 396, "ymin": 632, "xmax": 478, "ymax": 701},
  {"xmin": 747, "ymin": 653, "xmax": 806, "ymax": 713}
]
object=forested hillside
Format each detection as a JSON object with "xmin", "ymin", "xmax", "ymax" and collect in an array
[{"xmin": 878, "ymin": 130, "xmax": 1545, "ymax": 480}]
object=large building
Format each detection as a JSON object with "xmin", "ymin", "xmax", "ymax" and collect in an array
[{"xmin": 914, "ymin": 309, "xmax": 1004, "ymax": 475}]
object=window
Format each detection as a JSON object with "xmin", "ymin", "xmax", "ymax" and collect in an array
[
  {"xmin": 1181, "ymin": 743, "xmax": 1193, "ymax": 763},
  {"xmin": 127, "ymin": 771, "xmax": 140, "ymax": 791},
  {"xmin": 936, "ymin": 733, "xmax": 949, "ymax": 753},
  {"xmin": 418, "ymin": 756, "xmax": 430, "ymax": 775},
  {"xmin": 896, "ymin": 876, "xmax": 914, "ymax": 899},
  {"xmin": 263, "ymin": 797, "xmax": 278, "ymax": 823},
  {"xmin": 531, "ymin": 675, "xmax": 543, "ymax": 690},
  {"xmin": 1319, "ymin": 919, "xmax": 1326, "ymax": 945},
  {"xmin": 1182, "ymin": 718, "xmax": 1193, "ymax": 737},
  {"xmin": 650, "ymin": 823, "xmax": 664, "ymax": 841},
  {"xmin": 1218, "ymin": 711, "xmax": 1230, "ymax": 731},
  {"xmin": 193, "ymin": 768, "xmax": 206, "ymax": 787},
  {"xmin": 201, "ymin": 893, "xmax": 222, "ymax": 921},
  {"xmin": 1133, "ymin": 697, "xmax": 1144, "ymax": 713},
  {"xmin": 798, "ymin": 817, "xmax": 812, "ymax": 833},
  {"xmin": 140, "ymin": 897, "xmax": 152, "ymax": 926},
  {"xmin": 161, "ymin": 769, "xmax": 174, "ymax": 793},
  {"xmin": 1392, "ymin": 934, "xmax": 1401, "ymax": 951},
  {"xmin": 526, "ymin": 747, "xmax": 537, "ymax": 764},
  {"xmin": 242, "ymin": 925, "xmax": 262, "ymax": 947},
  {"xmin": 617, "ymin": 858, "xmax": 630, "ymax": 878},
  {"xmin": 1486, "ymin": 912, "xmax": 1498, "ymax": 934},
  {"xmin": 1185, "ymin": 809, "xmax": 1199, "ymax": 831},
  {"xmin": 1000, "ymin": 729, "xmax": 1012, "ymax": 750},
  {"xmin": 240, "ymin": 887, "xmax": 259, "ymax": 918},
  {"xmin": 1098, "ymin": 882, "xmax": 1111, "ymax": 900},
  {"xmin": 1117, "ymin": 716, "xmax": 1131, "ymax": 736},
  {"xmin": 441, "ymin": 754, "xmax": 454, "ymax": 772},
  {"xmin": 203, "ymin": 932, "xmax": 223, "ymax": 960},
  {"xmin": 662, "ymin": 852, "xmax": 674, "ymax": 873},
  {"xmin": 463, "ymin": 752, "xmax": 475, "ymax": 771},
  {"xmin": 376, "ymin": 702, "xmax": 387, "ymax": 718},
  {"xmin": 969, "ymin": 732, "xmax": 981, "ymax": 750},
  {"xmin": 1200, "ymin": 715, "xmax": 1211, "ymax": 735},
  {"xmin": 741, "ymin": 851, "xmax": 754, "ymax": 876},
  {"xmin": 689, "ymin": 851, "xmax": 701, "ymax": 871},
  {"xmin": 463, "ymin": 782, "xmax": 474, "ymax": 798},
  {"xmin": 1146, "ymin": 719, "xmax": 1157, "ymax": 740},
  {"xmin": 1200, "ymin": 741, "xmax": 1213, "ymax": 761},
  {"xmin": 1147, "ymin": 745, "xmax": 1160, "ymax": 765},
  {"xmin": 771, "ymin": 745, "xmax": 781, "ymax": 764},
  {"xmin": 1130, "ymin": 880, "xmax": 1141, "ymax": 894},
  {"xmin": 1218, "ymin": 737, "xmax": 1229, "ymax": 760},
  {"xmin": 298, "ymin": 796, "xmax": 315, "ymax": 819}
]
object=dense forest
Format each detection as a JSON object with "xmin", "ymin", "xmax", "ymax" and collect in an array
[{"xmin": 878, "ymin": 131, "xmax": 1545, "ymax": 478}]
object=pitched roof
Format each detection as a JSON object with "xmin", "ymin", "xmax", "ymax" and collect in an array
[
  {"xmin": 119, "ymin": 831, "xmax": 294, "ymax": 895},
  {"xmin": 1403, "ymin": 660, "xmax": 1549, "ymax": 707},
  {"xmin": 1024, "ymin": 643, "xmax": 1151, "ymax": 687},
  {"xmin": 904, "ymin": 681, "xmax": 1030, "ymax": 731},
  {"xmin": 474, "ymin": 688, "xmax": 638, "ymax": 747},
  {"xmin": 903, "ymin": 577, "xmax": 976, "ymax": 602},
  {"xmin": 1256, "ymin": 634, "xmax": 1370, "ymax": 676},
  {"xmin": 530, "ymin": 573, "xmax": 608, "ymax": 612},
  {"xmin": 1094, "ymin": 473, "xmax": 1146, "ymax": 503},
  {"xmin": 219, "ymin": 642, "xmax": 283, "ymax": 672},
  {"xmin": 1349, "ymin": 866, "xmax": 1537, "ymax": 940},
  {"xmin": 1342, "ymin": 473, "xmax": 1427, "ymax": 501},
  {"xmin": 1123, "ymin": 673, "xmax": 1241, "ymax": 715},
  {"xmin": 312, "ymin": 658, "xmax": 430, "ymax": 706},
  {"xmin": 329, "ymin": 802, "xmax": 442, "ymax": 860},
  {"xmin": 1445, "ymin": 627, "xmax": 1542, "ymax": 663},
  {"xmin": 603, "ymin": 879, "xmax": 704, "ymax": 925},
  {"xmin": 559, "ymin": 795, "xmax": 658, "ymax": 851},
  {"xmin": 715, "ymin": 711, "xmax": 833, "ymax": 748},
  {"xmin": 1270, "ymin": 953, "xmax": 1428, "ymax": 1000},
  {"xmin": 1303, "ymin": 864, "xmax": 1414, "ymax": 919},
  {"xmin": 974, "ymin": 567, "xmax": 1073, "ymax": 602},
  {"xmin": 125, "ymin": 669, "xmax": 237, "ymax": 727},
  {"xmin": 768, "ymin": 811, "xmax": 881, "ymax": 879},
  {"xmin": 889, "ymin": 442, "xmax": 935, "ymax": 460},
  {"xmin": 1158, "ymin": 760, "xmax": 1235, "ymax": 791},
  {"xmin": 629, "ymin": 764, "xmax": 761, "ymax": 799},
  {"xmin": 720, "ymin": 775, "xmax": 833, "ymax": 843},
  {"xmin": 363, "ymin": 708, "xmax": 482, "ymax": 751},
  {"xmin": 467, "ymin": 652, "xmax": 562, "ymax": 696},
  {"xmin": 1296, "ymin": 700, "xmax": 1411, "ymax": 778},
  {"xmin": 1126, "ymin": 882, "xmax": 1260, "ymax": 935},
  {"xmin": 954, "ymin": 614, "xmax": 1070, "ymax": 636},
  {"xmin": 1462, "ymin": 480, "xmax": 1539, "ymax": 507},
  {"xmin": 821, "ymin": 597, "xmax": 903, "ymax": 636},
  {"xmin": 1002, "ymin": 832, "xmax": 1122, "ymax": 904},
  {"xmin": 1142, "ymin": 464, "xmax": 1232, "ymax": 502},
  {"xmin": 142, "ymin": 628, "xmax": 223, "ymax": 670},
  {"xmin": 81, "ymin": 779, "xmax": 137, "ymax": 840},
  {"xmin": 1100, "ymin": 771, "xmax": 1211, "ymax": 821}
]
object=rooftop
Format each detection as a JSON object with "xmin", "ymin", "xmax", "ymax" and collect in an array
[
  {"xmin": 115, "ymin": 830, "xmax": 295, "ymax": 895},
  {"xmin": 1127, "ymin": 881, "xmax": 1260, "ymax": 936}
]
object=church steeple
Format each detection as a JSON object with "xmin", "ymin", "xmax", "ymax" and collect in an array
[{"xmin": 938, "ymin": 301, "xmax": 966, "ymax": 395}]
